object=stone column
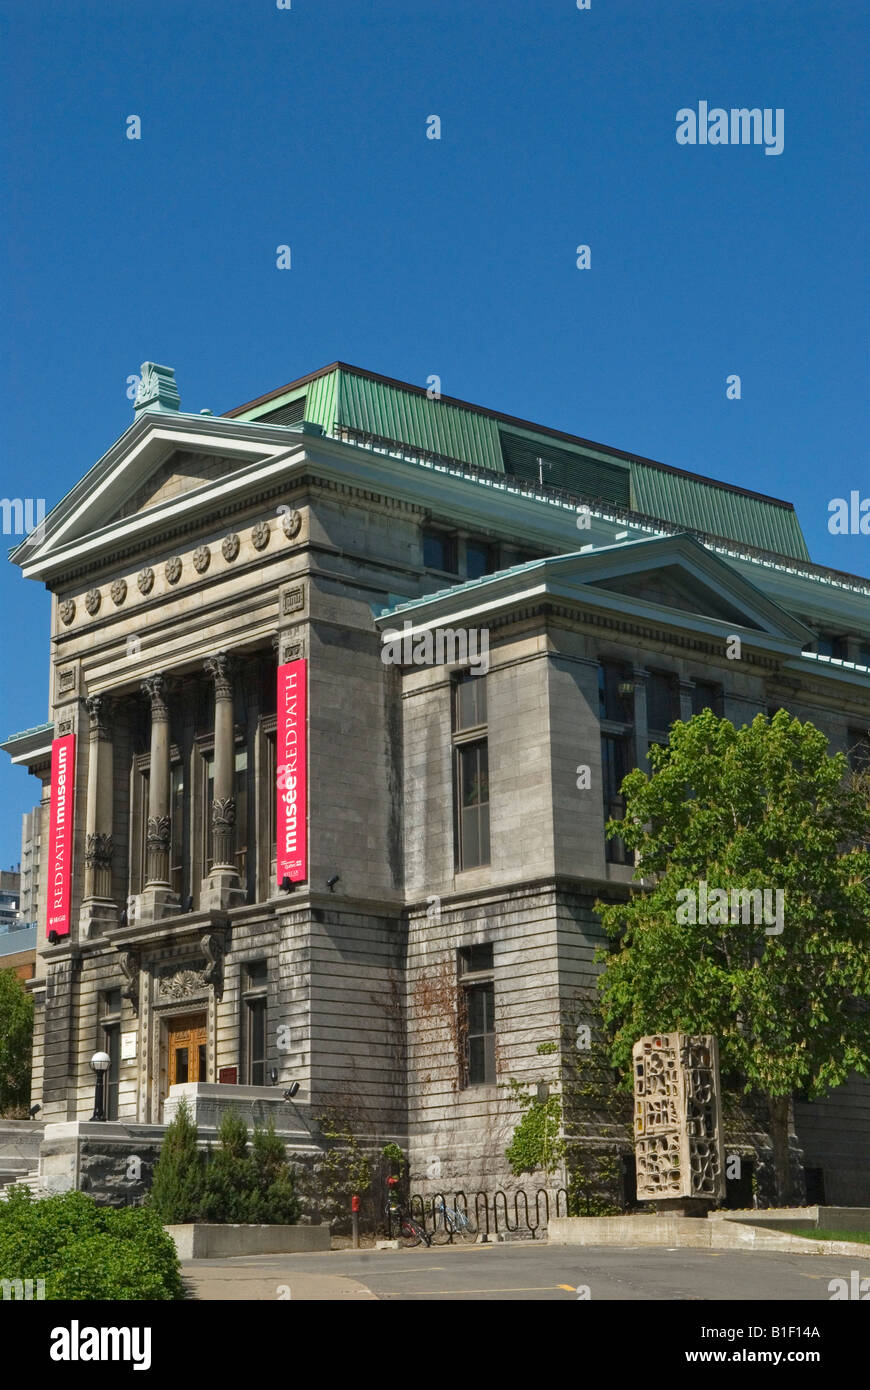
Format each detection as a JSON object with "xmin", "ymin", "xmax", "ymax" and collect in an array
[
  {"xmin": 79, "ymin": 694, "xmax": 118, "ymax": 936},
  {"xmin": 137, "ymin": 674, "xmax": 179, "ymax": 922},
  {"xmin": 201, "ymin": 652, "xmax": 245, "ymax": 910}
]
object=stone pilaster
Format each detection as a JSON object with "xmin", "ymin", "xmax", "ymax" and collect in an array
[{"xmin": 79, "ymin": 694, "xmax": 118, "ymax": 937}]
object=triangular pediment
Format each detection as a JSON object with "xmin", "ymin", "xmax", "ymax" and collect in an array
[
  {"xmin": 115, "ymin": 449, "xmax": 246, "ymax": 520},
  {"xmin": 380, "ymin": 533, "xmax": 816, "ymax": 652},
  {"xmin": 13, "ymin": 412, "xmax": 307, "ymax": 580},
  {"xmin": 591, "ymin": 562, "xmax": 764, "ymax": 629}
]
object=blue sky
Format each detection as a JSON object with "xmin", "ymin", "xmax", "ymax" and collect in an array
[{"xmin": 0, "ymin": 0, "xmax": 867, "ymax": 862}]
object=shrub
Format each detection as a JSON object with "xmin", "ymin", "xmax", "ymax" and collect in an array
[
  {"xmin": 147, "ymin": 1099, "xmax": 205, "ymax": 1224},
  {"xmin": 0, "ymin": 1190, "xmax": 183, "ymax": 1301},
  {"xmin": 199, "ymin": 1110, "xmax": 253, "ymax": 1223}
]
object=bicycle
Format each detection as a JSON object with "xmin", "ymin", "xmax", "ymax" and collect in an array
[
  {"xmin": 432, "ymin": 1196, "xmax": 477, "ymax": 1242},
  {"xmin": 385, "ymin": 1199, "xmax": 432, "ymax": 1247}
]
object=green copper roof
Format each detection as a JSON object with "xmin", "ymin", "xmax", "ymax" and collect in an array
[
  {"xmin": 228, "ymin": 363, "xmax": 809, "ymax": 561},
  {"xmin": 630, "ymin": 465, "xmax": 809, "ymax": 561}
]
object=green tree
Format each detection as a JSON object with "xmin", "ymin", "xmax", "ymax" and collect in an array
[
  {"xmin": 0, "ymin": 968, "xmax": 34, "ymax": 1115},
  {"xmin": 595, "ymin": 709, "xmax": 870, "ymax": 1206},
  {"xmin": 147, "ymin": 1099, "xmax": 205, "ymax": 1224},
  {"xmin": 199, "ymin": 1110, "xmax": 253, "ymax": 1223},
  {"xmin": 249, "ymin": 1120, "xmax": 300, "ymax": 1224}
]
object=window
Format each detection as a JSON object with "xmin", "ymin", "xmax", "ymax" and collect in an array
[
  {"xmin": 466, "ymin": 541, "xmax": 496, "ymax": 581},
  {"xmin": 455, "ymin": 670, "xmax": 487, "ymax": 732},
  {"xmin": 136, "ymin": 769, "xmax": 150, "ymax": 893},
  {"xmin": 598, "ymin": 664, "xmax": 633, "ymax": 723},
  {"xmin": 646, "ymin": 671, "xmax": 679, "ymax": 743},
  {"xmin": 101, "ymin": 989, "xmax": 122, "ymax": 1121},
  {"xmin": 459, "ymin": 944, "xmax": 495, "ymax": 1086},
  {"xmin": 602, "ymin": 734, "xmax": 632, "ymax": 865},
  {"xmin": 453, "ymin": 674, "xmax": 489, "ymax": 870},
  {"xmin": 423, "ymin": 529, "xmax": 458, "ymax": 574},
  {"xmin": 815, "ymin": 635, "xmax": 848, "ymax": 660},
  {"xmin": 691, "ymin": 681, "xmax": 722, "ymax": 717},
  {"xmin": 170, "ymin": 762, "xmax": 184, "ymax": 898},
  {"xmin": 243, "ymin": 960, "xmax": 268, "ymax": 1086}
]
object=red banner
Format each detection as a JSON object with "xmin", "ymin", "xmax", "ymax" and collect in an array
[
  {"xmin": 47, "ymin": 734, "xmax": 76, "ymax": 939},
  {"xmin": 277, "ymin": 659, "xmax": 307, "ymax": 885}
]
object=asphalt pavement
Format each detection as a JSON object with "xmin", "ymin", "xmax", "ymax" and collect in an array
[{"xmin": 182, "ymin": 1240, "xmax": 870, "ymax": 1301}]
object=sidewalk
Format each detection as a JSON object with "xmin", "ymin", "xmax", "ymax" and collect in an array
[{"xmin": 182, "ymin": 1257, "xmax": 378, "ymax": 1301}]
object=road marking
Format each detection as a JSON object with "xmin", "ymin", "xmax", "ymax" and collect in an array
[{"xmin": 384, "ymin": 1286, "xmax": 569, "ymax": 1295}]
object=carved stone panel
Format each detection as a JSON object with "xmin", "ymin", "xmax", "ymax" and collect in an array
[
  {"xmin": 138, "ymin": 567, "xmax": 155, "ymax": 596},
  {"xmin": 156, "ymin": 959, "xmax": 209, "ymax": 1001},
  {"xmin": 193, "ymin": 545, "xmax": 211, "ymax": 574},
  {"xmin": 633, "ymin": 1033, "xmax": 724, "ymax": 1202},
  {"xmin": 110, "ymin": 578, "xmax": 127, "ymax": 606},
  {"xmin": 281, "ymin": 584, "xmax": 305, "ymax": 617},
  {"xmin": 251, "ymin": 520, "xmax": 270, "ymax": 551},
  {"xmin": 85, "ymin": 589, "xmax": 102, "ymax": 616},
  {"xmin": 164, "ymin": 556, "xmax": 182, "ymax": 585},
  {"xmin": 59, "ymin": 600, "xmax": 76, "ymax": 626},
  {"xmin": 221, "ymin": 533, "xmax": 240, "ymax": 562}
]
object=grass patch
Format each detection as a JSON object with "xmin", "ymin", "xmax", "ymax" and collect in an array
[{"xmin": 781, "ymin": 1225, "xmax": 870, "ymax": 1245}]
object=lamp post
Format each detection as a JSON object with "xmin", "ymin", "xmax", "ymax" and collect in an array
[{"xmin": 90, "ymin": 1051, "xmax": 110, "ymax": 1122}]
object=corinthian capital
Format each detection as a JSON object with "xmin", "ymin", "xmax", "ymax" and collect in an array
[
  {"xmin": 204, "ymin": 650, "xmax": 234, "ymax": 700},
  {"xmin": 84, "ymin": 693, "xmax": 113, "ymax": 741},
  {"xmin": 141, "ymin": 674, "xmax": 169, "ymax": 721}
]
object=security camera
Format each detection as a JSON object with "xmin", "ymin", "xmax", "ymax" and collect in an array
[{"xmin": 326, "ymin": 874, "xmax": 340, "ymax": 891}]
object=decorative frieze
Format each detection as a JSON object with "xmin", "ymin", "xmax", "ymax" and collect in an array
[
  {"xmin": 137, "ymin": 567, "xmax": 155, "ymax": 596},
  {"xmin": 156, "ymin": 960, "xmax": 209, "ymax": 1001},
  {"xmin": 221, "ymin": 533, "xmax": 240, "ymax": 562},
  {"xmin": 59, "ymin": 600, "xmax": 76, "ymax": 626},
  {"xmin": 165, "ymin": 556, "xmax": 182, "ymax": 585},
  {"xmin": 280, "ymin": 508, "xmax": 302, "ymax": 539},
  {"xmin": 251, "ymin": 520, "xmax": 270, "ymax": 551},
  {"xmin": 110, "ymin": 578, "xmax": 127, "ymax": 606},
  {"xmin": 193, "ymin": 545, "xmax": 211, "ymax": 574},
  {"xmin": 84, "ymin": 589, "xmax": 102, "ymax": 616}
]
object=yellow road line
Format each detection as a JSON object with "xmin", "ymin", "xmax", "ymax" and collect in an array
[{"xmin": 385, "ymin": 1285, "xmax": 570, "ymax": 1295}]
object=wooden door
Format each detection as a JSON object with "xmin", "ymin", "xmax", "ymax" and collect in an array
[{"xmin": 167, "ymin": 1013, "xmax": 208, "ymax": 1086}]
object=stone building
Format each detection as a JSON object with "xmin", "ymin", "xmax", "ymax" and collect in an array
[
  {"xmin": 2, "ymin": 360, "xmax": 869, "ymax": 1206},
  {"xmin": 19, "ymin": 803, "xmax": 43, "ymax": 926}
]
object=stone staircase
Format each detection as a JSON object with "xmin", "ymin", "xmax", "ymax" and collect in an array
[
  {"xmin": 0, "ymin": 1168, "xmax": 42, "ymax": 1200},
  {"xmin": 0, "ymin": 1120, "xmax": 45, "ymax": 1200}
]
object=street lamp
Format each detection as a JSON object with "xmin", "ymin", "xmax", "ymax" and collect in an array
[{"xmin": 90, "ymin": 1051, "xmax": 110, "ymax": 1122}]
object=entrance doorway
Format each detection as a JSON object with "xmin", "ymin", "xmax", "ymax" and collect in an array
[{"xmin": 166, "ymin": 1013, "xmax": 208, "ymax": 1087}]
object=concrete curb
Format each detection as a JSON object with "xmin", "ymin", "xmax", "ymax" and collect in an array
[{"xmin": 548, "ymin": 1216, "xmax": 870, "ymax": 1259}]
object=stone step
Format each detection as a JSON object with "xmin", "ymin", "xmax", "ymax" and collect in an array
[{"xmin": 0, "ymin": 1171, "xmax": 42, "ymax": 1200}]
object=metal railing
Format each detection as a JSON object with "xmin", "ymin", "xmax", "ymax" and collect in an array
[
  {"xmin": 331, "ymin": 422, "xmax": 870, "ymax": 598},
  {"xmin": 406, "ymin": 1187, "xmax": 569, "ymax": 1241}
]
